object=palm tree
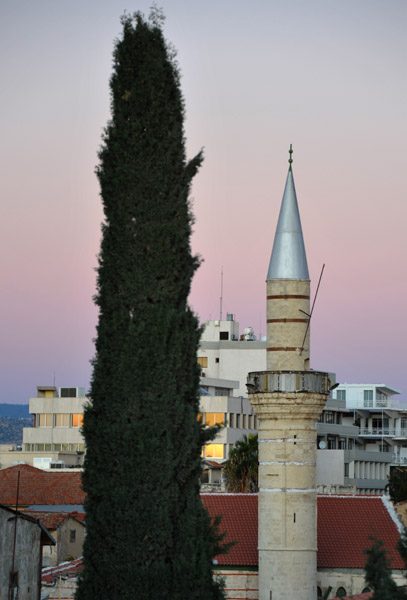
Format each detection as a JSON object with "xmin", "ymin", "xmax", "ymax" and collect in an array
[{"xmin": 223, "ymin": 434, "xmax": 258, "ymax": 492}]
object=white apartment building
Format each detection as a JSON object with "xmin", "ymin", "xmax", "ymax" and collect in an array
[
  {"xmin": 1, "ymin": 377, "xmax": 256, "ymax": 473},
  {"xmin": 198, "ymin": 315, "xmax": 267, "ymax": 398},
  {"xmin": 317, "ymin": 383, "xmax": 407, "ymax": 494}
]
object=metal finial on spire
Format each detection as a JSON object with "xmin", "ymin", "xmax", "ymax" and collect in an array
[{"xmin": 288, "ymin": 144, "xmax": 293, "ymax": 171}]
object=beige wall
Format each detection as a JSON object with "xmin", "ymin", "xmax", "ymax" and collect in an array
[
  {"xmin": 0, "ymin": 451, "xmax": 81, "ymax": 469},
  {"xmin": 43, "ymin": 518, "xmax": 85, "ymax": 566}
]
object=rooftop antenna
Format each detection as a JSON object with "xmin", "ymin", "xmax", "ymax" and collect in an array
[
  {"xmin": 219, "ymin": 266, "xmax": 223, "ymax": 321},
  {"xmin": 288, "ymin": 143, "xmax": 293, "ymax": 171},
  {"xmin": 299, "ymin": 263, "xmax": 325, "ymax": 354}
]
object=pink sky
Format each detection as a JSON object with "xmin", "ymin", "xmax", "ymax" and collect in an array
[{"xmin": 0, "ymin": 0, "xmax": 406, "ymax": 403}]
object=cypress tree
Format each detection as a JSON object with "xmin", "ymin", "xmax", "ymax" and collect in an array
[{"xmin": 76, "ymin": 11, "xmax": 224, "ymax": 600}]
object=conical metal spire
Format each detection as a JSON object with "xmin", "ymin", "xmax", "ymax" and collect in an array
[{"xmin": 267, "ymin": 147, "xmax": 309, "ymax": 280}]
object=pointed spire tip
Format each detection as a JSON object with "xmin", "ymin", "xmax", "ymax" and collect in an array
[{"xmin": 288, "ymin": 144, "xmax": 293, "ymax": 171}]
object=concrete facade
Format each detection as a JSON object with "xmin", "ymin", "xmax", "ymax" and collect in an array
[
  {"xmin": 0, "ymin": 504, "xmax": 54, "ymax": 600},
  {"xmin": 199, "ymin": 318, "xmax": 266, "ymax": 399}
]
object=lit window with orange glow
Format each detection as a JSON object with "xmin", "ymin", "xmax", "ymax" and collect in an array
[
  {"xmin": 72, "ymin": 414, "xmax": 84, "ymax": 427},
  {"xmin": 205, "ymin": 444, "xmax": 224, "ymax": 458},
  {"xmin": 205, "ymin": 413, "xmax": 224, "ymax": 427}
]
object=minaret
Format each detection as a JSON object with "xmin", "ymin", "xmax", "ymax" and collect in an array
[{"xmin": 248, "ymin": 146, "xmax": 331, "ymax": 600}]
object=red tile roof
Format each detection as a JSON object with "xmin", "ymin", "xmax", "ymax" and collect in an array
[
  {"xmin": 23, "ymin": 511, "xmax": 86, "ymax": 531},
  {"xmin": 202, "ymin": 493, "xmax": 258, "ymax": 566},
  {"xmin": 42, "ymin": 558, "xmax": 83, "ymax": 583},
  {"xmin": 0, "ymin": 464, "xmax": 84, "ymax": 506},
  {"xmin": 317, "ymin": 495, "xmax": 404, "ymax": 569},
  {"xmin": 202, "ymin": 493, "xmax": 404, "ymax": 570},
  {"xmin": 1, "ymin": 466, "xmax": 402, "ymax": 571}
]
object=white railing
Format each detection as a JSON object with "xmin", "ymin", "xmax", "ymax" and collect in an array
[{"xmin": 359, "ymin": 428, "xmax": 395, "ymax": 437}]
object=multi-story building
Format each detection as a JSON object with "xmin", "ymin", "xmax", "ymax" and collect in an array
[
  {"xmin": 199, "ymin": 376, "xmax": 257, "ymax": 462},
  {"xmin": 0, "ymin": 386, "xmax": 88, "ymax": 469},
  {"xmin": 1, "ymin": 379, "xmax": 256, "ymax": 474},
  {"xmin": 317, "ymin": 383, "xmax": 407, "ymax": 494},
  {"xmin": 201, "ymin": 321, "xmax": 407, "ymax": 494},
  {"xmin": 198, "ymin": 315, "xmax": 267, "ymax": 398}
]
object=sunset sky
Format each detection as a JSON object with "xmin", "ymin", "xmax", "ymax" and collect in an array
[{"xmin": 1, "ymin": 0, "xmax": 406, "ymax": 404}]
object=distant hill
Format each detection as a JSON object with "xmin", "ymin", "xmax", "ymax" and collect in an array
[
  {"xmin": 0, "ymin": 404, "xmax": 30, "ymax": 418},
  {"xmin": 0, "ymin": 417, "xmax": 33, "ymax": 445}
]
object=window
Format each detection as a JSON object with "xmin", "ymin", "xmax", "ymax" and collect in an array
[
  {"xmin": 336, "ymin": 588, "xmax": 346, "ymax": 598},
  {"xmin": 339, "ymin": 439, "xmax": 346, "ymax": 449},
  {"xmin": 348, "ymin": 439, "xmax": 354, "ymax": 450},
  {"xmin": 364, "ymin": 389, "xmax": 373, "ymax": 407},
  {"xmin": 197, "ymin": 357, "xmax": 208, "ymax": 368},
  {"xmin": 205, "ymin": 444, "xmax": 224, "ymax": 458},
  {"xmin": 362, "ymin": 587, "xmax": 371, "ymax": 593},
  {"xmin": 325, "ymin": 412, "xmax": 334, "ymax": 424},
  {"xmin": 236, "ymin": 414, "xmax": 240, "ymax": 428},
  {"xmin": 337, "ymin": 389, "xmax": 346, "ymax": 401},
  {"xmin": 60, "ymin": 388, "xmax": 77, "ymax": 397},
  {"xmin": 205, "ymin": 413, "xmax": 224, "ymax": 427},
  {"xmin": 39, "ymin": 413, "xmax": 53, "ymax": 427},
  {"xmin": 55, "ymin": 414, "xmax": 69, "ymax": 427},
  {"xmin": 215, "ymin": 357, "xmax": 220, "ymax": 363},
  {"xmin": 219, "ymin": 331, "xmax": 229, "ymax": 340},
  {"xmin": 72, "ymin": 414, "xmax": 84, "ymax": 427},
  {"xmin": 214, "ymin": 387, "xmax": 229, "ymax": 397},
  {"xmin": 344, "ymin": 463, "xmax": 349, "ymax": 477},
  {"xmin": 328, "ymin": 437, "xmax": 337, "ymax": 449},
  {"xmin": 70, "ymin": 529, "xmax": 76, "ymax": 543}
]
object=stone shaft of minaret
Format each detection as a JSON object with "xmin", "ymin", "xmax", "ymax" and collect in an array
[{"xmin": 248, "ymin": 150, "xmax": 330, "ymax": 600}]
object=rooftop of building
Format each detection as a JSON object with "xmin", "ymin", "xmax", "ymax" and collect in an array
[
  {"xmin": 202, "ymin": 493, "xmax": 404, "ymax": 569},
  {"xmin": 0, "ymin": 464, "xmax": 85, "ymax": 506},
  {"xmin": 1, "ymin": 466, "xmax": 404, "ymax": 571}
]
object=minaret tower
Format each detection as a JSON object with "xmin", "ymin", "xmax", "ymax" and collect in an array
[{"xmin": 248, "ymin": 147, "xmax": 331, "ymax": 600}]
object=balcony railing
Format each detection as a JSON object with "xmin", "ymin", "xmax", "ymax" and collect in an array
[{"xmin": 359, "ymin": 428, "xmax": 395, "ymax": 437}]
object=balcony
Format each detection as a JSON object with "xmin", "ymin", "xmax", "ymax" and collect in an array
[{"xmin": 359, "ymin": 428, "xmax": 395, "ymax": 438}]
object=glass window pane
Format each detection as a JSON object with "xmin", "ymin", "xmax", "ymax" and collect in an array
[
  {"xmin": 72, "ymin": 414, "xmax": 84, "ymax": 427},
  {"xmin": 39, "ymin": 414, "xmax": 53, "ymax": 427},
  {"xmin": 205, "ymin": 444, "xmax": 224, "ymax": 458},
  {"xmin": 55, "ymin": 414, "xmax": 69, "ymax": 427},
  {"xmin": 197, "ymin": 357, "xmax": 208, "ymax": 368}
]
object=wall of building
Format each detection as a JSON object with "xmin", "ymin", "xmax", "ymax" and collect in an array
[
  {"xmin": 317, "ymin": 568, "xmax": 406, "ymax": 599},
  {"xmin": 0, "ymin": 451, "xmax": 81, "ymax": 469},
  {"xmin": 0, "ymin": 508, "xmax": 42, "ymax": 600},
  {"xmin": 199, "ymin": 341, "xmax": 266, "ymax": 398}
]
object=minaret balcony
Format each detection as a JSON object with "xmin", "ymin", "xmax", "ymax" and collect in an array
[{"xmin": 247, "ymin": 370, "xmax": 331, "ymax": 395}]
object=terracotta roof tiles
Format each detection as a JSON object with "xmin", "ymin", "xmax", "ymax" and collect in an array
[{"xmin": 0, "ymin": 464, "xmax": 84, "ymax": 506}]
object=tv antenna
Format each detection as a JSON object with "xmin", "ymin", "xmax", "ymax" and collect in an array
[
  {"xmin": 299, "ymin": 263, "xmax": 325, "ymax": 355},
  {"xmin": 219, "ymin": 266, "xmax": 223, "ymax": 321}
]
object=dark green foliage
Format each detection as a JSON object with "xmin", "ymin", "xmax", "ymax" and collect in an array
[
  {"xmin": 223, "ymin": 434, "xmax": 258, "ymax": 492},
  {"xmin": 0, "ymin": 417, "xmax": 32, "ymax": 445},
  {"xmin": 387, "ymin": 467, "xmax": 407, "ymax": 503},
  {"xmin": 364, "ymin": 537, "xmax": 406, "ymax": 599},
  {"xmin": 76, "ymin": 11, "xmax": 224, "ymax": 600}
]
